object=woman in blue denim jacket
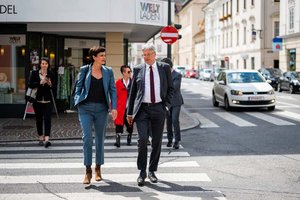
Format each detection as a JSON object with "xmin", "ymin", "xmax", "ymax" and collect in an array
[{"xmin": 74, "ymin": 46, "xmax": 117, "ymax": 184}]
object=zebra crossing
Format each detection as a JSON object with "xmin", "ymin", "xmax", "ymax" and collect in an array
[
  {"xmin": 189, "ymin": 110, "xmax": 300, "ymax": 129},
  {"xmin": 0, "ymin": 135, "xmax": 227, "ymax": 200}
]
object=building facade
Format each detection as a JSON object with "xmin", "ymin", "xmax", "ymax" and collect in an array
[
  {"xmin": 215, "ymin": 0, "xmax": 280, "ymax": 70},
  {"xmin": 0, "ymin": 0, "xmax": 170, "ymax": 117},
  {"xmin": 173, "ymin": 0, "xmax": 209, "ymax": 70},
  {"xmin": 279, "ymin": 0, "xmax": 300, "ymax": 72}
]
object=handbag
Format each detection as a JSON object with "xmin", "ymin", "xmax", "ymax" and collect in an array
[{"xmin": 25, "ymin": 87, "xmax": 37, "ymax": 103}]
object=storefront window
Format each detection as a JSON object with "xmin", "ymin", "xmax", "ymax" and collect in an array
[{"xmin": 0, "ymin": 35, "xmax": 26, "ymax": 104}]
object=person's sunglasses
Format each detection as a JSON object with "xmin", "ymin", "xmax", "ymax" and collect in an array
[{"xmin": 125, "ymin": 71, "xmax": 132, "ymax": 74}]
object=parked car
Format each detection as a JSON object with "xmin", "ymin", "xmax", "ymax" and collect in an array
[
  {"xmin": 185, "ymin": 69, "xmax": 198, "ymax": 78},
  {"xmin": 278, "ymin": 71, "xmax": 300, "ymax": 93},
  {"xmin": 175, "ymin": 66, "xmax": 186, "ymax": 76},
  {"xmin": 212, "ymin": 70, "xmax": 276, "ymax": 111},
  {"xmin": 210, "ymin": 67, "xmax": 225, "ymax": 81},
  {"xmin": 258, "ymin": 68, "xmax": 282, "ymax": 91},
  {"xmin": 199, "ymin": 68, "xmax": 212, "ymax": 81}
]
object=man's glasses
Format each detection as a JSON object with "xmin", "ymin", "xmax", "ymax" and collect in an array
[{"xmin": 142, "ymin": 53, "xmax": 154, "ymax": 57}]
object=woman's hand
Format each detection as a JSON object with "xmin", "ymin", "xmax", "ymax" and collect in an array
[{"xmin": 111, "ymin": 109, "xmax": 117, "ymax": 120}]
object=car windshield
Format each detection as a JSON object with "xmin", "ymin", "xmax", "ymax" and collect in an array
[
  {"xmin": 227, "ymin": 72, "xmax": 265, "ymax": 83},
  {"xmin": 267, "ymin": 68, "xmax": 282, "ymax": 76},
  {"xmin": 291, "ymin": 72, "xmax": 300, "ymax": 78}
]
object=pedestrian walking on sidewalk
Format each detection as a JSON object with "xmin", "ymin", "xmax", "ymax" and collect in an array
[
  {"xmin": 114, "ymin": 65, "xmax": 134, "ymax": 147},
  {"xmin": 73, "ymin": 46, "xmax": 117, "ymax": 184},
  {"xmin": 127, "ymin": 43, "xmax": 174, "ymax": 186},
  {"xmin": 28, "ymin": 57, "xmax": 54, "ymax": 148},
  {"xmin": 161, "ymin": 58, "xmax": 184, "ymax": 149}
]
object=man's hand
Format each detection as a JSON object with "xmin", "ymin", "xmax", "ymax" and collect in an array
[
  {"xmin": 111, "ymin": 109, "xmax": 117, "ymax": 120},
  {"xmin": 127, "ymin": 116, "xmax": 133, "ymax": 126}
]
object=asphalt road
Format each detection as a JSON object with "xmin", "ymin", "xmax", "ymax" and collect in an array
[{"xmin": 180, "ymin": 77, "xmax": 300, "ymax": 200}]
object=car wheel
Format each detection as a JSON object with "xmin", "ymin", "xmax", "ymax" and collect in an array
[
  {"xmin": 267, "ymin": 106, "xmax": 275, "ymax": 111},
  {"xmin": 289, "ymin": 85, "xmax": 295, "ymax": 94},
  {"xmin": 278, "ymin": 83, "xmax": 282, "ymax": 92},
  {"xmin": 212, "ymin": 92, "xmax": 219, "ymax": 107},
  {"xmin": 224, "ymin": 95, "xmax": 231, "ymax": 111}
]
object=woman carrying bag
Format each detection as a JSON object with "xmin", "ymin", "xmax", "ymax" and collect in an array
[{"xmin": 28, "ymin": 57, "xmax": 54, "ymax": 148}]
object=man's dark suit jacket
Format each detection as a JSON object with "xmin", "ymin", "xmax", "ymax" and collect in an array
[
  {"xmin": 170, "ymin": 70, "xmax": 184, "ymax": 107},
  {"xmin": 127, "ymin": 62, "xmax": 174, "ymax": 119}
]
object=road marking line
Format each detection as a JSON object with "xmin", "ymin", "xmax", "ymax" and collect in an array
[
  {"xmin": 214, "ymin": 112, "xmax": 256, "ymax": 127},
  {"xmin": 0, "ymin": 191, "xmax": 224, "ymax": 200},
  {"xmin": 0, "ymin": 151, "xmax": 190, "ymax": 159},
  {"xmin": 0, "ymin": 144, "xmax": 183, "ymax": 152},
  {"xmin": 0, "ymin": 161, "xmax": 199, "ymax": 169},
  {"xmin": 273, "ymin": 111, "xmax": 300, "ymax": 122},
  {"xmin": 191, "ymin": 113, "xmax": 219, "ymax": 128},
  {"xmin": 245, "ymin": 112, "xmax": 295, "ymax": 126},
  {"xmin": 0, "ymin": 173, "xmax": 211, "ymax": 184}
]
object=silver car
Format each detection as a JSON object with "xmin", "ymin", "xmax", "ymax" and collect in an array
[{"xmin": 212, "ymin": 70, "xmax": 276, "ymax": 111}]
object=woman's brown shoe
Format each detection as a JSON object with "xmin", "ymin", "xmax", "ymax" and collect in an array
[
  {"xmin": 83, "ymin": 167, "xmax": 92, "ymax": 184},
  {"xmin": 95, "ymin": 165, "xmax": 102, "ymax": 181}
]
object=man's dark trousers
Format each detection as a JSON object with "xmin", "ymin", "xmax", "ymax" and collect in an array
[
  {"xmin": 135, "ymin": 102, "xmax": 166, "ymax": 172},
  {"xmin": 167, "ymin": 106, "xmax": 181, "ymax": 142}
]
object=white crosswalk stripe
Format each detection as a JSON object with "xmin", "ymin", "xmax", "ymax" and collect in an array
[
  {"xmin": 0, "ymin": 135, "xmax": 227, "ymax": 200},
  {"xmin": 188, "ymin": 110, "xmax": 300, "ymax": 129},
  {"xmin": 214, "ymin": 112, "xmax": 256, "ymax": 127}
]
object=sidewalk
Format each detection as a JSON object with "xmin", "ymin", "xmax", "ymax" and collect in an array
[{"xmin": 0, "ymin": 107, "xmax": 199, "ymax": 142}]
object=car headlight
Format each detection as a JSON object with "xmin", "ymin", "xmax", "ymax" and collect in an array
[
  {"xmin": 268, "ymin": 89, "xmax": 275, "ymax": 95},
  {"xmin": 231, "ymin": 90, "xmax": 243, "ymax": 95},
  {"xmin": 292, "ymin": 80, "xmax": 300, "ymax": 86}
]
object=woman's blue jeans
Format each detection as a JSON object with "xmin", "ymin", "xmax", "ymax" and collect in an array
[{"xmin": 78, "ymin": 102, "xmax": 108, "ymax": 166}]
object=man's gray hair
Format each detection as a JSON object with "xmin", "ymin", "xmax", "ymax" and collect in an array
[{"xmin": 142, "ymin": 43, "xmax": 156, "ymax": 52}]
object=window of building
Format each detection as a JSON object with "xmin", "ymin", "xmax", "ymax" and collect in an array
[
  {"xmin": 223, "ymin": 3, "xmax": 225, "ymax": 17},
  {"xmin": 236, "ymin": 60, "xmax": 239, "ymax": 69},
  {"xmin": 243, "ymin": 59, "xmax": 247, "ymax": 69},
  {"xmin": 251, "ymin": 57, "xmax": 255, "ymax": 69},
  {"xmin": 243, "ymin": 26, "xmax": 247, "ymax": 44},
  {"xmin": 230, "ymin": 0, "xmax": 233, "ymax": 15},
  {"xmin": 289, "ymin": 7, "xmax": 294, "ymax": 30},
  {"xmin": 236, "ymin": 29, "xmax": 239, "ymax": 46},
  {"xmin": 274, "ymin": 0, "xmax": 280, "ymax": 2},
  {"xmin": 226, "ymin": 2, "xmax": 229, "ymax": 15},
  {"xmin": 251, "ymin": 24, "xmax": 255, "ymax": 42},
  {"xmin": 157, "ymin": 44, "xmax": 162, "ymax": 52},
  {"xmin": 251, "ymin": 0, "xmax": 255, "ymax": 6},
  {"xmin": 0, "ymin": 35, "xmax": 26, "ymax": 104},
  {"xmin": 274, "ymin": 21, "xmax": 280, "ymax": 37},
  {"xmin": 230, "ymin": 31, "xmax": 233, "ymax": 47},
  {"xmin": 226, "ymin": 32, "xmax": 228, "ymax": 48},
  {"xmin": 244, "ymin": 0, "xmax": 246, "ymax": 10},
  {"xmin": 237, "ymin": 0, "xmax": 239, "ymax": 13}
]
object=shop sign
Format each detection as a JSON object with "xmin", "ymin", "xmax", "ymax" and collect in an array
[
  {"xmin": 272, "ymin": 37, "xmax": 282, "ymax": 52},
  {"xmin": 0, "ymin": 5, "xmax": 17, "ymax": 14},
  {"xmin": 136, "ymin": 0, "xmax": 163, "ymax": 25}
]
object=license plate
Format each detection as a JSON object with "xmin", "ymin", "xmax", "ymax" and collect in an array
[{"xmin": 248, "ymin": 96, "xmax": 264, "ymax": 101}]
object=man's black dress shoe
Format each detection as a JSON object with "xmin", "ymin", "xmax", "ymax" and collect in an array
[
  {"xmin": 114, "ymin": 134, "xmax": 121, "ymax": 148},
  {"xmin": 148, "ymin": 171, "xmax": 158, "ymax": 183},
  {"xmin": 137, "ymin": 171, "xmax": 146, "ymax": 186},
  {"xmin": 166, "ymin": 141, "xmax": 172, "ymax": 147},
  {"xmin": 173, "ymin": 141, "xmax": 179, "ymax": 149}
]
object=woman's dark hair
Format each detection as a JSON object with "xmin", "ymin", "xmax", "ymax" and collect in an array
[
  {"xmin": 39, "ymin": 57, "xmax": 50, "ymax": 68},
  {"xmin": 120, "ymin": 65, "xmax": 131, "ymax": 73},
  {"xmin": 89, "ymin": 46, "xmax": 106, "ymax": 60},
  {"xmin": 161, "ymin": 57, "xmax": 173, "ymax": 68}
]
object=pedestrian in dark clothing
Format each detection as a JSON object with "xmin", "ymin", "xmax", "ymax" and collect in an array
[
  {"xmin": 161, "ymin": 57, "xmax": 184, "ymax": 149},
  {"xmin": 127, "ymin": 43, "xmax": 173, "ymax": 186},
  {"xmin": 28, "ymin": 57, "xmax": 54, "ymax": 148}
]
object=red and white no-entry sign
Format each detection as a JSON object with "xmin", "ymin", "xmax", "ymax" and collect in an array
[{"xmin": 160, "ymin": 25, "xmax": 179, "ymax": 44}]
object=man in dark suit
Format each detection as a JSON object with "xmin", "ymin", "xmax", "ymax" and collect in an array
[
  {"xmin": 161, "ymin": 58, "xmax": 184, "ymax": 150},
  {"xmin": 127, "ymin": 43, "xmax": 173, "ymax": 187}
]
